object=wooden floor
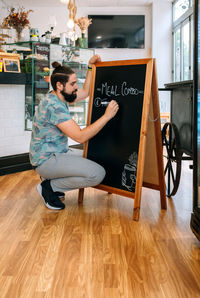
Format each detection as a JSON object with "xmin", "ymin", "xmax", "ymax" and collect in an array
[{"xmin": 0, "ymin": 161, "xmax": 199, "ymax": 298}]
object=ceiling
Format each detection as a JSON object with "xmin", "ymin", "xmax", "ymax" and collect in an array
[{"xmin": 4, "ymin": 0, "xmax": 155, "ymax": 8}]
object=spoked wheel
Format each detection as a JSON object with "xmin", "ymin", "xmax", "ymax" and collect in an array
[{"xmin": 162, "ymin": 122, "xmax": 182, "ymax": 197}]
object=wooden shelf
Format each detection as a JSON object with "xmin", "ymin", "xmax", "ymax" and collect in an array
[{"xmin": 0, "ymin": 72, "xmax": 26, "ymax": 85}]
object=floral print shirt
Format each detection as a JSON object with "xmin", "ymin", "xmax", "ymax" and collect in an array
[{"xmin": 29, "ymin": 93, "xmax": 71, "ymax": 166}]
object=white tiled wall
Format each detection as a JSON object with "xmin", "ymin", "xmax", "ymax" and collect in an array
[{"xmin": 0, "ymin": 85, "xmax": 31, "ymax": 157}]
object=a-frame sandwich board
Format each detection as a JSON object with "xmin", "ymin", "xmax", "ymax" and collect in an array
[{"xmin": 78, "ymin": 58, "xmax": 166, "ymax": 221}]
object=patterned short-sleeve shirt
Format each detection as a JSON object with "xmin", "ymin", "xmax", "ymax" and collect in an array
[{"xmin": 29, "ymin": 93, "xmax": 71, "ymax": 166}]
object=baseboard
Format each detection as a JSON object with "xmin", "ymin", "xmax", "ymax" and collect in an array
[
  {"xmin": 69, "ymin": 144, "xmax": 83, "ymax": 150},
  {"xmin": 0, "ymin": 147, "xmax": 83, "ymax": 176},
  {"xmin": 0, "ymin": 153, "xmax": 33, "ymax": 176}
]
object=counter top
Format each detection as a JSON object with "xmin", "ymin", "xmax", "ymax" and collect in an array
[{"xmin": 164, "ymin": 80, "xmax": 193, "ymax": 89}]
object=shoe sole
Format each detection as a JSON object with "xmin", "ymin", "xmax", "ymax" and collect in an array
[{"xmin": 37, "ymin": 184, "xmax": 65, "ymax": 210}]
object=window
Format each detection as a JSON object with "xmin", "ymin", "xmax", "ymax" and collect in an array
[
  {"xmin": 172, "ymin": 0, "xmax": 193, "ymax": 82},
  {"xmin": 182, "ymin": 20, "xmax": 190, "ymax": 80},
  {"xmin": 174, "ymin": 27, "xmax": 181, "ymax": 81},
  {"xmin": 173, "ymin": 0, "xmax": 190, "ymax": 21}
]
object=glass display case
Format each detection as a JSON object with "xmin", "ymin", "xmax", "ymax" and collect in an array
[
  {"xmin": 191, "ymin": 0, "xmax": 200, "ymax": 241},
  {"xmin": 52, "ymin": 46, "xmax": 94, "ymax": 126},
  {"xmin": 5, "ymin": 42, "xmax": 94, "ymax": 130},
  {"xmin": 65, "ymin": 61, "xmax": 89, "ymax": 126}
]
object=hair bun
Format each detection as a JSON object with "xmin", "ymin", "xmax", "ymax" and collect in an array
[{"xmin": 52, "ymin": 61, "xmax": 61, "ymax": 69}]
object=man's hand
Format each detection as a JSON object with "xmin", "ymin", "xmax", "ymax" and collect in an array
[
  {"xmin": 57, "ymin": 100, "xmax": 119, "ymax": 144},
  {"xmin": 104, "ymin": 100, "xmax": 119, "ymax": 121},
  {"xmin": 88, "ymin": 54, "xmax": 101, "ymax": 68},
  {"xmin": 76, "ymin": 55, "xmax": 102, "ymax": 102}
]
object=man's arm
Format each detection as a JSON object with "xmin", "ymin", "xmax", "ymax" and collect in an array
[
  {"xmin": 74, "ymin": 54, "xmax": 101, "ymax": 103},
  {"xmin": 57, "ymin": 100, "xmax": 119, "ymax": 143}
]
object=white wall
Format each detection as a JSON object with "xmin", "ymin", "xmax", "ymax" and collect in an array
[
  {"xmin": 152, "ymin": 0, "xmax": 172, "ymax": 112},
  {"xmin": 77, "ymin": 6, "xmax": 152, "ymax": 61},
  {"xmin": 0, "ymin": 1, "xmax": 172, "ymax": 157},
  {"xmin": 3, "ymin": 5, "xmax": 152, "ymax": 61},
  {"xmin": 0, "ymin": 85, "xmax": 31, "ymax": 156}
]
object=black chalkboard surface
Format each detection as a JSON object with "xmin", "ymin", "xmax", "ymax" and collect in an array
[
  {"xmin": 87, "ymin": 64, "xmax": 146, "ymax": 193},
  {"xmin": 79, "ymin": 59, "xmax": 166, "ymax": 221}
]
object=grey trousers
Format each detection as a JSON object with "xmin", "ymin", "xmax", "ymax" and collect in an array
[{"xmin": 35, "ymin": 150, "xmax": 106, "ymax": 193}]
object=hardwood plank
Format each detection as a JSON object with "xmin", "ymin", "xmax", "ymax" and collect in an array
[
  {"xmin": 0, "ymin": 276, "xmax": 12, "ymax": 297},
  {"xmin": 0, "ymin": 167, "xmax": 199, "ymax": 297}
]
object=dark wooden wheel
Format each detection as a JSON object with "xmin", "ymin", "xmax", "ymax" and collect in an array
[{"xmin": 162, "ymin": 122, "xmax": 182, "ymax": 197}]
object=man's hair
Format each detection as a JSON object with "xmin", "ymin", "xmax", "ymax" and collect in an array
[{"xmin": 50, "ymin": 61, "xmax": 75, "ymax": 91}]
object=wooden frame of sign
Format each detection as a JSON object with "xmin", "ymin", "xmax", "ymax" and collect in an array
[{"xmin": 78, "ymin": 58, "xmax": 166, "ymax": 221}]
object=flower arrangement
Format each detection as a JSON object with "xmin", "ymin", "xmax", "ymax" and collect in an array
[
  {"xmin": 2, "ymin": 7, "xmax": 33, "ymax": 40},
  {"xmin": 76, "ymin": 17, "xmax": 92, "ymax": 34}
]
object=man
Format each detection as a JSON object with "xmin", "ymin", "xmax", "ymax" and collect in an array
[{"xmin": 29, "ymin": 55, "xmax": 119, "ymax": 210}]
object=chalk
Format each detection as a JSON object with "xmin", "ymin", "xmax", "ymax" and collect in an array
[{"xmin": 101, "ymin": 101, "xmax": 109, "ymax": 106}]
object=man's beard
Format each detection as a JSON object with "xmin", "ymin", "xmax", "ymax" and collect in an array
[{"xmin": 61, "ymin": 90, "xmax": 77, "ymax": 103}]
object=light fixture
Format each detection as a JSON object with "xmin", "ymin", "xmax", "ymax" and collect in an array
[
  {"xmin": 62, "ymin": 0, "xmax": 78, "ymax": 41},
  {"xmin": 60, "ymin": 0, "xmax": 92, "ymax": 44},
  {"xmin": 67, "ymin": 1, "xmax": 76, "ymax": 28},
  {"xmin": 67, "ymin": 18, "xmax": 74, "ymax": 29}
]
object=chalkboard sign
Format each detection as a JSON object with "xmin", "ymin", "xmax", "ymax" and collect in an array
[
  {"xmin": 79, "ymin": 59, "xmax": 166, "ymax": 221},
  {"xmin": 87, "ymin": 64, "xmax": 146, "ymax": 193}
]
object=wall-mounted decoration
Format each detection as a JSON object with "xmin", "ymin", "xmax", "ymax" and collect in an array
[
  {"xmin": 3, "ymin": 58, "xmax": 20, "ymax": 73},
  {"xmin": 0, "ymin": 52, "xmax": 20, "ymax": 72}
]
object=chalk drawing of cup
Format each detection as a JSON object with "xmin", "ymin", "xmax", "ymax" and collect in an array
[{"xmin": 122, "ymin": 164, "xmax": 137, "ymax": 192}]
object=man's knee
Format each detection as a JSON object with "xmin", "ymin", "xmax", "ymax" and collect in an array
[{"xmin": 90, "ymin": 165, "xmax": 106, "ymax": 186}]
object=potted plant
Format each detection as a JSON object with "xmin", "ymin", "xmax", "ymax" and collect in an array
[
  {"xmin": 2, "ymin": 7, "xmax": 33, "ymax": 42},
  {"xmin": 76, "ymin": 17, "xmax": 92, "ymax": 48}
]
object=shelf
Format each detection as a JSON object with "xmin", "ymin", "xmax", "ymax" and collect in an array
[
  {"xmin": 4, "ymin": 42, "xmax": 94, "ymax": 130},
  {"xmin": 164, "ymin": 80, "xmax": 193, "ymax": 89},
  {"xmin": 6, "ymin": 41, "xmax": 43, "ymax": 48},
  {"xmin": 0, "ymin": 72, "xmax": 26, "ymax": 85},
  {"xmin": 6, "ymin": 41, "xmax": 77, "ymax": 51}
]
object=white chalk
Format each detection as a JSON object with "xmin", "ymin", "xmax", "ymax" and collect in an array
[{"xmin": 101, "ymin": 101, "xmax": 109, "ymax": 106}]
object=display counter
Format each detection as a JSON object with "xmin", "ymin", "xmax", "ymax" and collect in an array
[
  {"xmin": 0, "ymin": 72, "xmax": 26, "ymax": 85},
  {"xmin": 0, "ymin": 83, "xmax": 32, "ymax": 175}
]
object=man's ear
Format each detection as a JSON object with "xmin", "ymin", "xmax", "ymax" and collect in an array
[{"xmin": 56, "ymin": 81, "xmax": 64, "ymax": 91}]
